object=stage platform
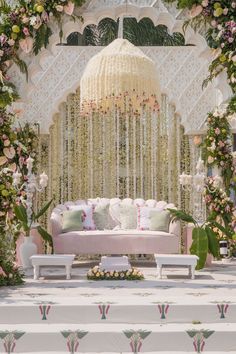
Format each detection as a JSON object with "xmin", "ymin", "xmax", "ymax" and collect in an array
[{"xmin": 0, "ymin": 260, "xmax": 236, "ymax": 353}]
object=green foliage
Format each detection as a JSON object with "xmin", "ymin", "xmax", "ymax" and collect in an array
[
  {"xmin": 190, "ymin": 227, "xmax": 208, "ymax": 270},
  {"xmin": 14, "ymin": 199, "xmax": 53, "ymax": 246},
  {"xmin": 13, "ymin": 56, "xmax": 28, "ymax": 81},
  {"xmin": 81, "ymin": 17, "xmax": 185, "ymax": 46},
  {"xmin": 33, "ymin": 24, "xmax": 53, "ymax": 55},
  {"xmin": 205, "ymin": 226, "xmax": 219, "ymax": 258},
  {"xmin": 168, "ymin": 208, "xmax": 197, "ymax": 225},
  {"xmin": 168, "ymin": 208, "xmax": 224, "ymax": 268}
]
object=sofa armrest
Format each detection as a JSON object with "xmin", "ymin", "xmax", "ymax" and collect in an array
[
  {"xmin": 169, "ymin": 220, "xmax": 181, "ymax": 238},
  {"xmin": 50, "ymin": 213, "xmax": 62, "ymax": 237}
]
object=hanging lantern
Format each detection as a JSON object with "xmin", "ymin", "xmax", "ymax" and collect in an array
[{"xmin": 80, "ymin": 38, "xmax": 161, "ymax": 115}]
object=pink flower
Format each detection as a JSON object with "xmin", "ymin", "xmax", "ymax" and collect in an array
[
  {"xmin": 218, "ymin": 141, "xmax": 225, "ymax": 147},
  {"xmin": 64, "ymin": 1, "xmax": 74, "ymax": 15},
  {"xmin": 232, "ymin": 55, "xmax": 236, "ymax": 62},
  {"xmin": 0, "ymin": 34, "xmax": 7, "ymax": 45},
  {"xmin": 41, "ymin": 11, "xmax": 49, "ymax": 23},
  {"xmin": 19, "ymin": 37, "xmax": 33, "ymax": 53},
  {"xmin": 223, "ymin": 8, "xmax": 229, "ymax": 15},
  {"xmin": 23, "ymin": 27, "xmax": 30, "ymax": 36},
  {"xmin": 8, "ymin": 39, "xmax": 15, "ymax": 46},
  {"xmin": 215, "ymin": 127, "xmax": 221, "ymax": 135},
  {"xmin": 0, "ymin": 267, "xmax": 6, "ymax": 277},
  {"xmin": 190, "ymin": 5, "xmax": 203, "ymax": 18},
  {"xmin": 22, "ymin": 16, "xmax": 29, "ymax": 24}
]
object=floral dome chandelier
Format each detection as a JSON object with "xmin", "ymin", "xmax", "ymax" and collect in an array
[{"xmin": 80, "ymin": 38, "xmax": 161, "ymax": 115}]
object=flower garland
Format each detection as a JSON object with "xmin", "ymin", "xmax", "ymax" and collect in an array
[
  {"xmin": 202, "ymin": 105, "xmax": 235, "ymax": 191},
  {"xmin": 0, "ymin": 0, "xmax": 85, "ymax": 286},
  {"xmin": 0, "ymin": 108, "xmax": 38, "ymax": 286},
  {"xmin": 165, "ymin": 1, "xmax": 236, "ymax": 96},
  {"xmin": 0, "ymin": 0, "xmax": 85, "ymax": 108},
  {"xmin": 87, "ymin": 266, "xmax": 144, "ymax": 281},
  {"xmin": 204, "ymin": 176, "xmax": 235, "ymax": 223}
]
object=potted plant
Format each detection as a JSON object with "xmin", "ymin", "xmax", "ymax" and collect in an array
[
  {"xmin": 168, "ymin": 209, "xmax": 230, "ymax": 269},
  {"xmin": 14, "ymin": 200, "xmax": 53, "ymax": 269}
]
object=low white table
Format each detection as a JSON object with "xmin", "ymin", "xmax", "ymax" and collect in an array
[
  {"xmin": 30, "ymin": 254, "xmax": 75, "ymax": 280},
  {"xmin": 154, "ymin": 254, "xmax": 199, "ymax": 279},
  {"xmin": 100, "ymin": 256, "xmax": 131, "ymax": 271}
]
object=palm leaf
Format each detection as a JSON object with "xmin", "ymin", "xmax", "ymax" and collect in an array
[
  {"xmin": 205, "ymin": 226, "xmax": 219, "ymax": 258},
  {"xmin": 14, "ymin": 205, "xmax": 27, "ymax": 224},
  {"xmin": 190, "ymin": 227, "xmax": 208, "ymax": 270},
  {"xmin": 34, "ymin": 199, "xmax": 53, "ymax": 220},
  {"xmin": 36, "ymin": 226, "xmax": 53, "ymax": 247},
  {"xmin": 12, "ymin": 56, "xmax": 28, "ymax": 81},
  {"xmin": 168, "ymin": 208, "xmax": 197, "ymax": 225}
]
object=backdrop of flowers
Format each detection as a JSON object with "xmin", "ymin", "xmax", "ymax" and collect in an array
[
  {"xmin": 166, "ymin": 0, "xmax": 236, "ymax": 248},
  {"xmin": 0, "ymin": 0, "xmax": 85, "ymax": 286},
  {"xmin": 0, "ymin": 0, "xmax": 235, "ymax": 285}
]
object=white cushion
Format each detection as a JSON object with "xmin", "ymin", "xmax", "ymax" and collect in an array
[
  {"xmin": 137, "ymin": 206, "xmax": 162, "ymax": 230},
  {"xmin": 68, "ymin": 205, "xmax": 95, "ymax": 230}
]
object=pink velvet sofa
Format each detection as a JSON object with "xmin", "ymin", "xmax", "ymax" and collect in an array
[{"xmin": 50, "ymin": 198, "xmax": 181, "ymax": 255}]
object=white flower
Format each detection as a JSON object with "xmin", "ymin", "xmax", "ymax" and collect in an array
[
  {"xmin": 55, "ymin": 5, "xmax": 63, "ymax": 12},
  {"xmin": 7, "ymin": 39, "xmax": 15, "ymax": 46},
  {"xmin": 209, "ymin": 142, "xmax": 216, "ymax": 152},
  {"xmin": 0, "ymin": 50, "xmax": 3, "ymax": 56},
  {"xmin": 211, "ymin": 20, "xmax": 217, "ymax": 27},
  {"xmin": 30, "ymin": 16, "xmax": 37, "ymax": 25},
  {"xmin": 208, "ymin": 156, "xmax": 215, "ymax": 164},
  {"xmin": 202, "ymin": 0, "xmax": 208, "ymax": 6}
]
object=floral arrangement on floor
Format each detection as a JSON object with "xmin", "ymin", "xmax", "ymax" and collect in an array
[
  {"xmin": 87, "ymin": 266, "xmax": 144, "ymax": 281},
  {"xmin": 165, "ymin": 0, "xmax": 236, "ymax": 96}
]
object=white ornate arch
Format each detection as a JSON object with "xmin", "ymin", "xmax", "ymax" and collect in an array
[{"xmin": 9, "ymin": 0, "xmax": 231, "ymax": 134}]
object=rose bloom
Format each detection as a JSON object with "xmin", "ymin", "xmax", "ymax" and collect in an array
[
  {"xmin": 193, "ymin": 135, "xmax": 202, "ymax": 146},
  {"xmin": 23, "ymin": 27, "xmax": 30, "ymax": 36},
  {"xmin": 190, "ymin": 4, "xmax": 203, "ymax": 18},
  {"xmin": 208, "ymin": 156, "xmax": 215, "ymax": 164}
]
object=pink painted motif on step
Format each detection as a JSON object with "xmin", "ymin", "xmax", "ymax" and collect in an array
[
  {"xmin": 0, "ymin": 331, "xmax": 25, "ymax": 354},
  {"xmin": 186, "ymin": 329, "xmax": 214, "ymax": 353}
]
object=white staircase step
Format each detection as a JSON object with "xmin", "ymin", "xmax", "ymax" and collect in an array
[
  {"xmin": 0, "ymin": 323, "xmax": 235, "ymax": 352},
  {"xmin": 1, "ymin": 300, "xmax": 235, "ymax": 324},
  {"xmin": 15, "ymin": 352, "xmax": 236, "ymax": 354}
]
